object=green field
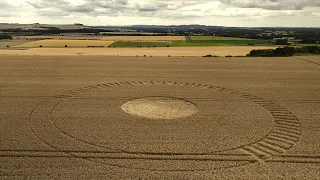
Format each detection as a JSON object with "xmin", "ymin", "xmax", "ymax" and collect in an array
[
  {"xmin": 110, "ymin": 36, "xmax": 274, "ymax": 47},
  {"xmin": 169, "ymin": 41, "xmax": 234, "ymax": 47},
  {"xmin": 189, "ymin": 36, "xmax": 253, "ymax": 41},
  {"xmin": 187, "ymin": 36, "xmax": 273, "ymax": 46},
  {"xmin": 111, "ymin": 41, "xmax": 249, "ymax": 47},
  {"xmin": 294, "ymin": 44, "xmax": 320, "ymax": 47},
  {"xmin": 189, "ymin": 40, "xmax": 272, "ymax": 45}
]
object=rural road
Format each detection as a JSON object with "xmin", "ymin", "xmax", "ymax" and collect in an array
[{"xmin": 0, "ymin": 55, "xmax": 319, "ymax": 179}]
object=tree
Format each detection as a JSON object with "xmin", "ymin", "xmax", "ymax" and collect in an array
[
  {"xmin": 0, "ymin": 34, "xmax": 12, "ymax": 40},
  {"xmin": 274, "ymin": 47, "xmax": 295, "ymax": 56},
  {"xmin": 275, "ymin": 39, "xmax": 289, "ymax": 45}
]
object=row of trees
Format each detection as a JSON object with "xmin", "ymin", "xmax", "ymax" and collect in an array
[
  {"xmin": 248, "ymin": 46, "xmax": 320, "ymax": 57},
  {"xmin": 0, "ymin": 34, "xmax": 12, "ymax": 40}
]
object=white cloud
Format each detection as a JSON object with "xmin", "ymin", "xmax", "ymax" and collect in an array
[
  {"xmin": 219, "ymin": 0, "xmax": 320, "ymax": 10},
  {"xmin": 0, "ymin": 0, "xmax": 319, "ymax": 27}
]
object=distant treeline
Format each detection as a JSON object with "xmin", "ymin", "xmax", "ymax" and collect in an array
[
  {"xmin": 248, "ymin": 46, "xmax": 320, "ymax": 57},
  {"xmin": 1, "ymin": 28, "xmax": 102, "ymax": 34},
  {"xmin": 2, "ymin": 25, "xmax": 320, "ymax": 43},
  {"xmin": 0, "ymin": 34, "xmax": 12, "ymax": 40}
]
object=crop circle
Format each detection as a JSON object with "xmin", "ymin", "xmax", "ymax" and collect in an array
[
  {"xmin": 121, "ymin": 97, "xmax": 198, "ymax": 120},
  {"xmin": 29, "ymin": 81, "xmax": 301, "ymax": 171}
]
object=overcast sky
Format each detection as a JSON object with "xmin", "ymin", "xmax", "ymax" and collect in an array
[{"xmin": 1, "ymin": 0, "xmax": 320, "ymax": 27}]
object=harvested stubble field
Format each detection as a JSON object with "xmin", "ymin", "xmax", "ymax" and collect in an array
[
  {"xmin": 110, "ymin": 41, "xmax": 169, "ymax": 47},
  {"xmin": 0, "ymin": 40, "xmax": 30, "ymax": 48},
  {"xmin": 0, "ymin": 46, "xmax": 276, "ymax": 56},
  {"xmin": 0, "ymin": 55, "xmax": 320, "ymax": 179},
  {"xmin": 102, "ymin": 36, "xmax": 186, "ymax": 41},
  {"xmin": 14, "ymin": 36, "xmax": 104, "ymax": 40},
  {"xmin": 13, "ymin": 40, "xmax": 115, "ymax": 48}
]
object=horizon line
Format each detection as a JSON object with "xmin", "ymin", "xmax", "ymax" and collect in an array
[{"xmin": 1, "ymin": 23, "xmax": 320, "ymax": 28}]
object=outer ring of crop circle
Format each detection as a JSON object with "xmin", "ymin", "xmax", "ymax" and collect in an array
[
  {"xmin": 50, "ymin": 81, "xmax": 298, "ymax": 155},
  {"xmin": 30, "ymin": 81, "xmax": 301, "ymax": 171}
]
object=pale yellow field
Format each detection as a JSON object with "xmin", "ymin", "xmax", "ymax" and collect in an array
[
  {"xmin": 14, "ymin": 40, "xmax": 115, "ymax": 48},
  {"xmin": 0, "ymin": 40, "xmax": 30, "ymax": 48},
  {"xmin": 102, "ymin": 36, "xmax": 186, "ymax": 41},
  {"xmin": 0, "ymin": 46, "xmax": 276, "ymax": 56},
  {"xmin": 14, "ymin": 36, "xmax": 103, "ymax": 40}
]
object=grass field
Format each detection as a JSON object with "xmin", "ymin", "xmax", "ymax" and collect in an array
[
  {"xmin": 187, "ymin": 36, "xmax": 273, "ymax": 46},
  {"xmin": 14, "ymin": 40, "xmax": 115, "ymax": 48},
  {"xmin": 169, "ymin": 41, "xmax": 236, "ymax": 47},
  {"xmin": 102, "ymin": 36, "xmax": 186, "ymax": 41},
  {"xmin": 110, "ymin": 41, "xmax": 224, "ymax": 47},
  {"xmin": 294, "ymin": 44, "xmax": 320, "ymax": 47},
  {"xmin": 188, "ymin": 40, "xmax": 273, "ymax": 45},
  {"xmin": 189, "ymin": 36, "xmax": 253, "ymax": 41},
  {"xmin": 110, "ymin": 40, "xmax": 274, "ymax": 47}
]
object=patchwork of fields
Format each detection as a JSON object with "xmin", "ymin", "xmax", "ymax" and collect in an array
[
  {"xmin": 3, "ymin": 35, "xmax": 277, "ymax": 56},
  {"xmin": 110, "ymin": 41, "xmax": 272, "ymax": 47},
  {"xmin": 107, "ymin": 36, "xmax": 273, "ymax": 47},
  {"xmin": 8, "ymin": 35, "xmax": 276, "ymax": 48}
]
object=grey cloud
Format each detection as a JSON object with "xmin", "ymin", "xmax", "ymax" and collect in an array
[
  {"xmin": 138, "ymin": 8, "xmax": 158, "ymax": 12},
  {"xmin": 68, "ymin": 5, "xmax": 95, "ymax": 13},
  {"xmin": 219, "ymin": 0, "xmax": 320, "ymax": 10},
  {"xmin": 38, "ymin": 10, "xmax": 71, "ymax": 17},
  {"xmin": 28, "ymin": 0, "xmax": 69, "ymax": 9},
  {"xmin": 23, "ymin": 0, "xmax": 320, "ymax": 20},
  {"xmin": 27, "ymin": 0, "xmax": 213, "ymax": 17},
  {"xmin": 28, "ymin": 0, "xmax": 133, "ymax": 16}
]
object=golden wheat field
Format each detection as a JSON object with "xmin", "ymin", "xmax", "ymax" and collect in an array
[
  {"xmin": 0, "ymin": 46, "xmax": 276, "ymax": 56},
  {"xmin": 14, "ymin": 40, "xmax": 115, "ymax": 47},
  {"xmin": 102, "ymin": 36, "xmax": 186, "ymax": 41},
  {"xmin": 0, "ymin": 55, "xmax": 320, "ymax": 179}
]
